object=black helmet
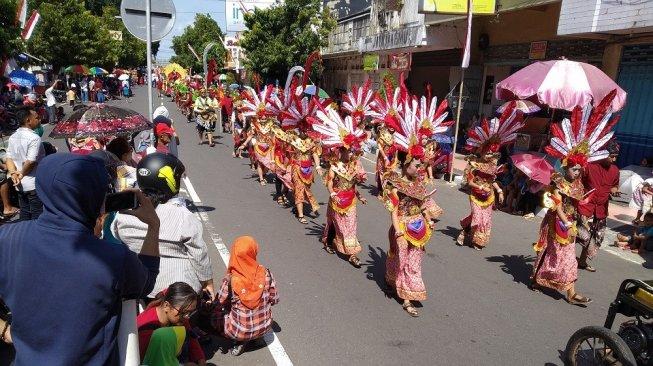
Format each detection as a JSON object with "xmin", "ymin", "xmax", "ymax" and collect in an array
[{"xmin": 137, "ymin": 153, "xmax": 185, "ymax": 201}]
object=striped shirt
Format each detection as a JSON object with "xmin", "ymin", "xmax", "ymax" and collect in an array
[{"xmin": 111, "ymin": 199, "xmax": 213, "ymax": 297}]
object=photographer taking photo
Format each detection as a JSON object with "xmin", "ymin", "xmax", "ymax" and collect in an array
[
  {"xmin": 0, "ymin": 153, "xmax": 161, "ymax": 364},
  {"xmin": 111, "ymin": 153, "xmax": 215, "ymax": 301}
]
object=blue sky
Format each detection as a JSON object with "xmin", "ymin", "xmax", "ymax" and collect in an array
[{"xmin": 157, "ymin": 0, "xmax": 227, "ymax": 64}]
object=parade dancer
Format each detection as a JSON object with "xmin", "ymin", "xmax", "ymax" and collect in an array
[
  {"xmin": 310, "ymin": 106, "xmax": 368, "ymax": 268},
  {"xmin": 194, "ymin": 89, "xmax": 219, "ymax": 147},
  {"xmin": 271, "ymin": 126, "xmax": 293, "ymax": 205},
  {"xmin": 280, "ymin": 84, "xmax": 328, "ymax": 224},
  {"xmin": 457, "ymin": 104, "xmax": 525, "ymax": 250},
  {"xmin": 238, "ymin": 86, "xmax": 281, "ymax": 185},
  {"xmin": 381, "ymin": 95, "xmax": 451, "ymax": 317},
  {"xmin": 370, "ymin": 80, "xmax": 403, "ymax": 196},
  {"xmin": 288, "ymin": 132, "xmax": 322, "ymax": 223},
  {"xmin": 530, "ymin": 92, "xmax": 619, "ymax": 305}
]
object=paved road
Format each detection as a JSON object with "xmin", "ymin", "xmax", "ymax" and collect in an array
[{"xmin": 44, "ymin": 86, "xmax": 652, "ymax": 366}]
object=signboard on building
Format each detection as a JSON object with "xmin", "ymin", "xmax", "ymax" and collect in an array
[
  {"xmin": 363, "ymin": 54, "xmax": 379, "ymax": 71},
  {"xmin": 419, "ymin": 0, "xmax": 496, "ymax": 14},
  {"xmin": 529, "ymin": 41, "xmax": 547, "ymax": 59},
  {"xmin": 359, "ymin": 25, "xmax": 423, "ymax": 53},
  {"xmin": 226, "ymin": 0, "xmax": 276, "ymax": 33},
  {"xmin": 389, "ymin": 53, "xmax": 411, "ymax": 70}
]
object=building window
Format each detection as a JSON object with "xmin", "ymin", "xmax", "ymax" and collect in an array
[{"xmin": 352, "ymin": 16, "xmax": 369, "ymax": 40}]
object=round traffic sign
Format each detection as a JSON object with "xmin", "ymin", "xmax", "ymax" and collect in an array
[{"xmin": 120, "ymin": 0, "xmax": 176, "ymax": 42}]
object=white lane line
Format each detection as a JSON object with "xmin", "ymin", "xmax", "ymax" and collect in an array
[{"xmin": 181, "ymin": 176, "xmax": 294, "ymax": 366}]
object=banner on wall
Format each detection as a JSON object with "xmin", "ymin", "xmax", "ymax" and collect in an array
[
  {"xmin": 419, "ymin": 0, "xmax": 495, "ymax": 14},
  {"xmin": 363, "ymin": 54, "xmax": 380, "ymax": 71},
  {"xmin": 388, "ymin": 53, "xmax": 411, "ymax": 70},
  {"xmin": 529, "ymin": 41, "xmax": 547, "ymax": 60}
]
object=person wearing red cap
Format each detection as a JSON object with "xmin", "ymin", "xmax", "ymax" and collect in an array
[{"xmin": 154, "ymin": 124, "xmax": 174, "ymax": 154}]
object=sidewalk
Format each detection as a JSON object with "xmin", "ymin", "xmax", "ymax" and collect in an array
[{"xmin": 451, "ymin": 153, "xmax": 653, "ymax": 266}]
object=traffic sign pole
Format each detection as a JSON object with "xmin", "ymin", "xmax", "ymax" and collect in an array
[{"xmin": 145, "ymin": 0, "xmax": 153, "ymax": 121}]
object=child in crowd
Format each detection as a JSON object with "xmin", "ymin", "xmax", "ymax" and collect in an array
[
  {"xmin": 66, "ymin": 86, "xmax": 76, "ymax": 107},
  {"xmin": 154, "ymin": 123, "xmax": 173, "ymax": 154},
  {"xmin": 615, "ymin": 212, "xmax": 653, "ymax": 254},
  {"xmin": 632, "ymin": 179, "xmax": 653, "ymax": 224}
]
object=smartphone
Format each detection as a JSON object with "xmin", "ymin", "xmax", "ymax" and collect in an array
[{"xmin": 105, "ymin": 191, "xmax": 138, "ymax": 212}]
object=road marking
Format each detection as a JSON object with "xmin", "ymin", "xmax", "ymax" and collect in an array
[{"xmin": 181, "ymin": 176, "xmax": 294, "ymax": 366}]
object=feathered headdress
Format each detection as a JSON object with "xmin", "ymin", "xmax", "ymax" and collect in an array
[
  {"xmin": 465, "ymin": 102, "xmax": 525, "ymax": 154},
  {"xmin": 545, "ymin": 90, "xmax": 620, "ymax": 167},
  {"xmin": 369, "ymin": 79, "xmax": 404, "ymax": 126},
  {"xmin": 279, "ymin": 82, "xmax": 329, "ymax": 131},
  {"xmin": 341, "ymin": 79, "xmax": 376, "ymax": 121},
  {"xmin": 308, "ymin": 105, "xmax": 366, "ymax": 150},
  {"xmin": 389, "ymin": 96, "xmax": 452, "ymax": 162},
  {"xmin": 415, "ymin": 94, "xmax": 453, "ymax": 139},
  {"xmin": 241, "ymin": 85, "xmax": 280, "ymax": 120}
]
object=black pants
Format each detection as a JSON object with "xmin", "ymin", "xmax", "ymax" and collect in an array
[{"xmin": 17, "ymin": 190, "xmax": 43, "ymax": 221}]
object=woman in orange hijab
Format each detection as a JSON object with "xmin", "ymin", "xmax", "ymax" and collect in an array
[{"xmin": 215, "ymin": 236, "xmax": 279, "ymax": 356}]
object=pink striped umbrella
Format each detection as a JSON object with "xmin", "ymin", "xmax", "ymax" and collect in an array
[{"xmin": 495, "ymin": 59, "xmax": 627, "ymax": 111}]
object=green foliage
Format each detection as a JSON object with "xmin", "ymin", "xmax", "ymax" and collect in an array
[
  {"xmin": 24, "ymin": 1, "xmax": 150, "ymax": 71},
  {"xmin": 0, "ymin": 0, "xmax": 24, "ymax": 59},
  {"xmin": 170, "ymin": 14, "xmax": 226, "ymax": 72},
  {"xmin": 240, "ymin": 0, "xmax": 336, "ymax": 83},
  {"xmin": 27, "ymin": 0, "xmax": 120, "ymax": 70},
  {"xmin": 84, "ymin": 0, "xmax": 120, "ymax": 16},
  {"xmin": 100, "ymin": 5, "xmax": 148, "ymax": 68}
]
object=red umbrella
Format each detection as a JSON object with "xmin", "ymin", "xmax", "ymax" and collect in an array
[
  {"xmin": 49, "ymin": 104, "xmax": 151, "ymax": 138},
  {"xmin": 510, "ymin": 152, "xmax": 554, "ymax": 185}
]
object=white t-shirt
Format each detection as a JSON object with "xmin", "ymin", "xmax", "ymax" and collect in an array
[
  {"xmin": 89, "ymin": 80, "xmax": 95, "ymax": 90},
  {"xmin": 7, "ymin": 127, "xmax": 45, "ymax": 191},
  {"xmin": 81, "ymin": 80, "xmax": 88, "ymax": 91},
  {"xmin": 45, "ymin": 86, "xmax": 56, "ymax": 107}
]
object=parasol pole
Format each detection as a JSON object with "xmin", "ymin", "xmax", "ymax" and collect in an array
[
  {"xmin": 145, "ymin": 0, "xmax": 153, "ymax": 121},
  {"xmin": 448, "ymin": 0, "xmax": 473, "ymax": 183},
  {"xmin": 449, "ymin": 70, "xmax": 465, "ymax": 183}
]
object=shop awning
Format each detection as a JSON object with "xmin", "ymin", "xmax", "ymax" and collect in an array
[{"xmin": 424, "ymin": 0, "xmax": 559, "ymax": 25}]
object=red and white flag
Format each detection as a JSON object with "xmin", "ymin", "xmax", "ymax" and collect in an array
[
  {"xmin": 15, "ymin": 0, "xmax": 28, "ymax": 28},
  {"xmin": 461, "ymin": 0, "xmax": 473, "ymax": 68},
  {"xmin": 21, "ymin": 11, "xmax": 40, "ymax": 40}
]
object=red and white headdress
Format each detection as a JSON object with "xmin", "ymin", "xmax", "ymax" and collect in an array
[
  {"xmin": 369, "ymin": 79, "xmax": 404, "ymax": 126},
  {"xmin": 545, "ymin": 90, "xmax": 620, "ymax": 167},
  {"xmin": 241, "ymin": 85, "xmax": 281, "ymax": 120},
  {"xmin": 388, "ymin": 96, "xmax": 452, "ymax": 161},
  {"xmin": 465, "ymin": 102, "xmax": 525, "ymax": 154},
  {"xmin": 279, "ymin": 83, "xmax": 328, "ymax": 131},
  {"xmin": 308, "ymin": 105, "xmax": 366, "ymax": 150},
  {"xmin": 341, "ymin": 79, "xmax": 376, "ymax": 121}
]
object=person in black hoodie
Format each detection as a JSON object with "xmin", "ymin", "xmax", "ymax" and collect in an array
[{"xmin": 0, "ymin": 153, "xmax": 160, "ymax": 365}]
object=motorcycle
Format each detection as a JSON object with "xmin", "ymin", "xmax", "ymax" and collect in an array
[{"xmin": 565, "ymin": 279, "xmax": 653, "ymax": 365}]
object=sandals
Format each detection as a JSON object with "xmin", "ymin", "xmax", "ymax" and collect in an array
[
  {"xmin": 259, "ymin": 180, "xmax": 267, "ymax": 186},
  {"xmin": 231, "ymin": 343, "xmax": 246, "ymax": 356},
  {"xmin": 473, "ymin": 245, "xmax": 483, "ymax": 251},
  {"xmin": 277, "ymin": 196, "xmax": 285, "ymax": 205},
  {"xmin": 349, "ymin": 255, "xmax": 362, "ymax": 268},
  {"xmin": 297, "ymin": 216, "xmax": 308, "ymax": 224},
  {"xmin": 456, "ymin": 232, "xmax": 466, "ymax": 246},
  {"xmin": 323, "ymin": 245, "xmax": 335, "ymax": 254},
  {"xmin": 578, "ymin": 264, "xmax": 596, "ymax": 272},
  {"xmin": 567, "ymin": 293, "xmax": 592, "ymax": 306},
  {"xmin": 402, "ymin": 302, "xmax": 419, "ymax": 317}
]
